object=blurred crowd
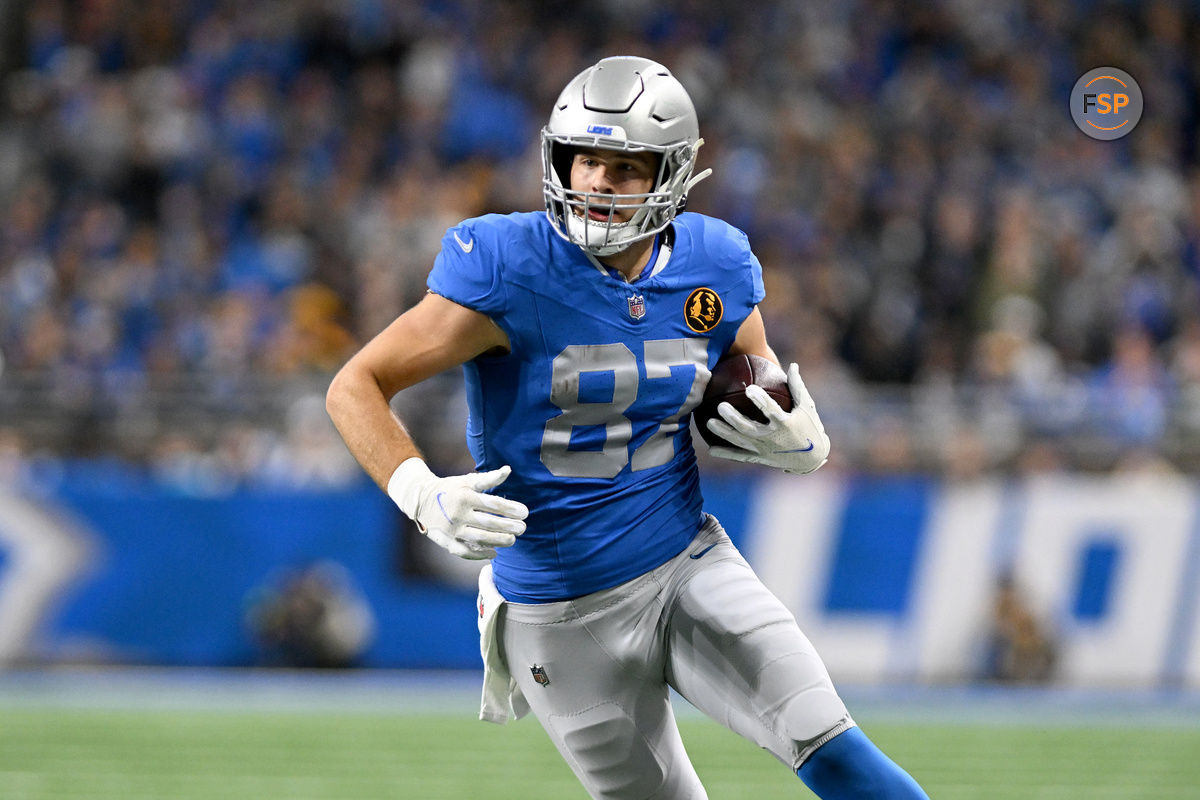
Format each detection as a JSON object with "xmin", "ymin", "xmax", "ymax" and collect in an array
[{"xmin": 1, "ymin": 0, "xmax": 1199, "ymax": 485}]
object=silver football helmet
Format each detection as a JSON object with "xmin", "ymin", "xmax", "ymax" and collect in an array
[{"xmin": 542, "ymin": 56, "xmax": 712, "ymax": 257}]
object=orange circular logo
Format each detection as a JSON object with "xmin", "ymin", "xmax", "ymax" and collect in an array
[
  {"xmin": 684, "ymin": 287, "xmax": 723, "ymax": 333},
  {"xmin": 1070, "ymin": 67, "xmax": 1143, "ymax": 140}
]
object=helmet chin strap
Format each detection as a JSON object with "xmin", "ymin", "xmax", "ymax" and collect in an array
[{"xmin": 685, "ymin": 167, "xmax": 713, "ymax": 194}]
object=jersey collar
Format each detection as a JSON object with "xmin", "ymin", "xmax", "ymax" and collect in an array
[{"xmin": 582, "ymin": 227, "xmax": 675, "ymax": 284}]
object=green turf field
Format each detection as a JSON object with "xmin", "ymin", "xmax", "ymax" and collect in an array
[{"xmin": 3, "ymin": 706, "xmax": 1199, "ymax": 799}]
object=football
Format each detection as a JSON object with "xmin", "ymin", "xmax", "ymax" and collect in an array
[{"xmin": 693, "ymin": 354, "xmax": 793, "ymax": 447}]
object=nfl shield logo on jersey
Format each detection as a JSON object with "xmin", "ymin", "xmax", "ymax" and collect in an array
[
  {"xmin": 627, "ymin": 294, "xmax": 646, "ymax": 320},
  {"xmin": 530, "ymin": 664, "xmax": 551, "ymax": 687}
]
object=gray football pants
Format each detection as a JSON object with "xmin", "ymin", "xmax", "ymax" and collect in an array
[{"xmin": 497, "ymin": 514, "xmax": 854, "ymax": 799}]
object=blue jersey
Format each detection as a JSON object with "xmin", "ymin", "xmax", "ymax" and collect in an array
[{"xmin": 427, "ymin": 211, "xmax": 765, "ymax": 602}]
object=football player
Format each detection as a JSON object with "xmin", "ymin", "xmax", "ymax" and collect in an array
[{"xmin": 327, "ymin": 56, "xmax": 929, "ymax": 799}]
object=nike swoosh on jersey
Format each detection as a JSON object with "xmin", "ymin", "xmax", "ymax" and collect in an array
[
  {"xmin": 774, "ymin": 440, "xmax": 815, "ymax": 454},
  {"xmin": 689, "ymin": 542, "xmax": 718, "ymax": 559},
  {"xmin": 453, "ymin": 231, "xmax": 474, "ymax": 253}
]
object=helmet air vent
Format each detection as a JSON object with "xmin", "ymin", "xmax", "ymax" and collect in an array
[{"xmin": 582, "ymin": 68, "xmax": 645, "ymax": 113}]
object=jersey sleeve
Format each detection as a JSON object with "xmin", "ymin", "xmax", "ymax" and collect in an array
[
  {"xmin": 427, "ymin": 220, "xmax": 509, "ymax": 316},
  {"xmin": 681, "ymin": 213, "xmax": 765, "ymax": 310},
  {"xmin": 744, "ymin": 237, "xmax": 766, "ymax": 306}
]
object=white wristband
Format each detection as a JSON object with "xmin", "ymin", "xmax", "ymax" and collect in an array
[{"xmin": 386, "ymin": 457, "xmax": 436, "ymax": 520}]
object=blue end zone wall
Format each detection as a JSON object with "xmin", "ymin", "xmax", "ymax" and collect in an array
[
  {"xmin": 19, "ymin": 468, "xmax": 759, "ymax": 669},
  {"xmin": 8, "ymin": 466, "xmax": 1198, "ymax": 685},
  {"xmin": 822, "ymin": 477, "xmax": 929, "ymax": 616},
  {"xmin": 49, "ymin": 476, "xmax": 468, "ymax": 667}
]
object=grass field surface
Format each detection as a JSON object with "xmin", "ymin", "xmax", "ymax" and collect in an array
[{"xmin": 2, "ymin": 669, "xmax": 1199, "ymax": 799}]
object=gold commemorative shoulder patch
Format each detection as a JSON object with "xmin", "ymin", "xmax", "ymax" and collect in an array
[{"xmin": 684, "ymin": 287, "xmax": 723, "ymax": 333}]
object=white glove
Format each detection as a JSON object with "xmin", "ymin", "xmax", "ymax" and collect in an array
[
  {"xmin": 706, "ymin": 362, "xmax": 831, "ymax": 474},
  {"xmin": 387, "ymin": 458, "xmax": 529, "ymax": 560}
]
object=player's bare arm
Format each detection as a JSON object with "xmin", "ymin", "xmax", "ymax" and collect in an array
[
  {"xmin": 328, "ymin": 292, "xmax": 525, "ymax": 561},
  {"xmin": 726, "ymin": 306, "xmax": 780, "ymax": 365},
  {"xmin": 326, "ymin": 292, "xmax": 508, "ymax": 491}
]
